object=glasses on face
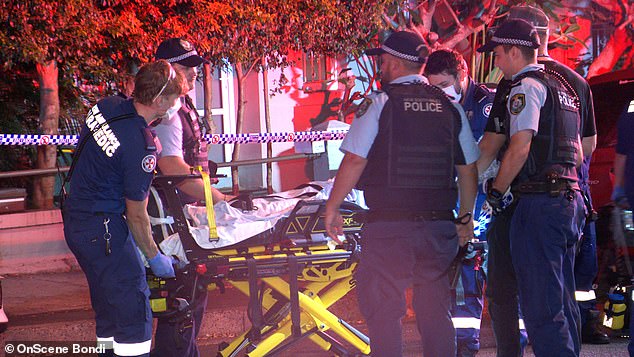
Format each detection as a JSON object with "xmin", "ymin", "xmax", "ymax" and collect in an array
[{"xmin": 152, "ymin": 64, "xmax": 177, "ymax": 103}]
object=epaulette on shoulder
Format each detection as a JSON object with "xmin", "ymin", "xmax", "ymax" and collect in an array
[{"xmin": 474, "ymin": 83, "xmax": 494, "ymax": 102}]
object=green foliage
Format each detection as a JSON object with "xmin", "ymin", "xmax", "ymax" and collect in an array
[{"xmin": 0, "ymin": 1, "xmax": 115, "ymax": 80}]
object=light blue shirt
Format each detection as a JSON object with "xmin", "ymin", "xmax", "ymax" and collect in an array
[
  {"xmin": 508, "ymin": 64, "xmax": 547, "ymax": 137},
  {"xmin": 340, "ymin": 74, "xmax": 479, "ymax": 164}
]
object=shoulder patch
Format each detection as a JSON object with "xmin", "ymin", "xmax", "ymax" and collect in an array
[
  {"xmin": 629, "ymin": 100, "xmax": 634, "ymax": 113},
  {"xmin": 483, "ymin": 103, "xmax": 492, "ymax": 118},
  {"xmin": 141, "ymin": 154, "xmax": 157, "ymax": 173},
  {"xmin": 355, "ymin": 98, "xmax": 372, "ymax": 118},
  {"xmin": 510, "ymin": 94, "xmax": 526, "ymax": 115}
]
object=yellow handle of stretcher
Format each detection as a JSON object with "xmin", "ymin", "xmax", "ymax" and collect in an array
[{"xmin": 198, "ymin": 166, "xmax": 219, "ymax": 241}]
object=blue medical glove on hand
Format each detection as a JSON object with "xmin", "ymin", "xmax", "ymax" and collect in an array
[
  {"xmin": 485, "ymin": 178, "xmax": 505, "ymax": 216},
  {"xmin": 148, "ymin": 252, "xmax": 176, "ymax": 278}
]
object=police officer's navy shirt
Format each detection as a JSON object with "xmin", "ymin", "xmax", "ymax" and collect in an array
[
  {"xmin": 67, "ymin": 97, "xmax": 158, "ymax": 214},
  {"xmin": 616, "ymin": 99, "xmax": 634, "ymax": 203},
  {"xmin": 341, "ymin": 74, "xmax": 479, "ymax": 165},
  {"xmin": 539, "ymin": 58, "xmax": 596, "ymax": 140},
  {"xmin": 508, "ymin": 64, "xmax": 547, "ymax": 137}
]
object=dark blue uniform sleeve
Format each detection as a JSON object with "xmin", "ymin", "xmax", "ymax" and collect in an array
[
  {"xmin": 616, "ymin": 106, "xmax": 634, "ymax": 156},
  {"xmin": 121, "ymin": 127, "xmax": 157, "ymax": 201}
]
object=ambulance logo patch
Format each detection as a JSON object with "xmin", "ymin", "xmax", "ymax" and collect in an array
[
  {"xmin": 510, "ymin": 94, "xmax": 526, "ymax": 115},
  {"xmin": 355, "ymin": 98, "xmax": 372, "ymax": 118},
  {"xmin": 141, "ymin": 155, "xmax": 157, "ymax": 173},
  {"xmin": 483, "ymin": 103, "xmax": 492, "ymax": 118}
]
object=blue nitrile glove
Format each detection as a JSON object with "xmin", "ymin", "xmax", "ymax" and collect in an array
[
  {"xmin": 171, "ymin": 256, "xmax": 188, "ymax": 270},
  {"xmin": 485, "ymin": 179, "xmax": 505, "ymax": 216},
  {"xmin": 612, "ymin": 186, "xmax": 629, "ymax": 208},
  {"xmin": 148, "ymin": 252, "xmax": 175, "ymax": 278}
]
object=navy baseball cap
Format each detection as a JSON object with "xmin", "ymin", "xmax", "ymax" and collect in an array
[
  {"xmin": 365, "ymin": 31, "xmax": 428, "ymax": 63},
  {"xmin": 477, "ymin": 19, "xmax": 541, "ymax": 53},
  {"xmin": 156, "ymin": 38, "xmax": 207, "ymax": 67},
  {"xmin": 508, "ymin": 5, "xmax": 550, "ymax": 32}
]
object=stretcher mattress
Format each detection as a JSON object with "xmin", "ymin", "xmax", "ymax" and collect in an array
[{"xmin": 156, "ymin": 180, "xmax": 366, "ymax": 264}]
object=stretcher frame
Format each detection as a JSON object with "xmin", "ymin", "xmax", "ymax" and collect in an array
[{"xmin": 151, "ymin": 175, "xmax": 371, "ymax": 356}]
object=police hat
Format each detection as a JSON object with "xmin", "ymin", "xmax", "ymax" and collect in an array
[
  {"xmin": 477, "ymin": 19, "xmax": 541, "ymax": 53},
  {"xmin": 156, "ymin": 38, "xmax": 207, "ymax": 67},
  {"xmin": 365, "ymin": 31, "xmax": 428, "ymax": 64},
  {"xmin": 508, "ymin": 5, "xmax": 550, "ymax": 32}
]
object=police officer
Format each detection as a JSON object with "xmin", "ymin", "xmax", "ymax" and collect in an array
[
  {"xmin": 612, "ymin": 97, "xmax": 634, "ymax": 357},
  {"xmin": 151, "ymin": 38, "xmax": 225, "ymax": 357},
  {"xmin": 477, "ymin": 70, "xmax": 530, "ymax": 357},
  {"xmin": 477, "ymin": 19, "xmax": 585, "ymax": 357},
  {"xmin": 324, "ymin": 30, "xmax": 479, "ymax": 357},
  {"xmin": 508, "ymin": 5, "xmax": 607, "ymax": 345},
  {"xmin": 154, "ymin": 38, "xmax": 227, "ymax": 205},
  {"xmin": 62, "ymin": 60, "xmax": 184, "ymax": 357},
  {"xmin": 425, "ymin": 49, "xmax": 494, "ymax": 357}
]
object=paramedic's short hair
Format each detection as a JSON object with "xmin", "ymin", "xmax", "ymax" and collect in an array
[
  {"xmin": 424, "ymin": 49, "xmax": 468, "ymax": 79},
  {"xmin": 133, "ymin": 60, "xmax": 185, "ymax": 105}
]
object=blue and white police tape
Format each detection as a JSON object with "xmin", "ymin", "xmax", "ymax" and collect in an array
[
  {"xmin": 0, "ymin": 134, "xmax": 79, "ymax": 146},
  {"xmin": 475, "ymin": 190, "xmax": 514, "ymax": 237},
  {"xmin": 0, "ymin": 130, "xmax": 350, "ymax": 146}
]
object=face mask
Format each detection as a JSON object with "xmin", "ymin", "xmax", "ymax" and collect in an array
[
  {"xmin": 164, "ymin": 98, "xmax": 182, "ymax": 119},
  {"xmin": 441, "ymin": 84, "xmax": 462, "ymax": 102}
]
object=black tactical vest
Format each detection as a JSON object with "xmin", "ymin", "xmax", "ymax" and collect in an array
[
  {"xmin": 179, "ymin": 95, "xmax": 210, "ymax": 172},
  {"xmin": 359, "ymin": 82, "xmax": 462, "ymax": 211},
  {"xmin": 507, "ymin": 70, "xmax": 580, "ymax": 183}
]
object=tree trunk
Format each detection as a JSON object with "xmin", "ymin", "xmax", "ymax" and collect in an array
[
  {"xmin": 202, "ymin": 62, "xmax": 215, "ymax": 133},
  {"xmin": 33, "ymin": 60, "xmax": 59, "ymax": 209},
  {"xmin": 262, "ymin": 59, "xmax": 273, "ymax": 194},
  {"xmin": 231, "ymin": 63, "xmax": 247, "ymax": 194}
]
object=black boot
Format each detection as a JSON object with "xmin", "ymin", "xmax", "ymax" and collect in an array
[{"xmin": 581, "ymin": 310, "xmax": 610, "ymax": 344}]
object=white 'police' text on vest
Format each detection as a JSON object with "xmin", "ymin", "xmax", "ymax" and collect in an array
[
  {"xmin": 403, "ymin": 98, "xmax": 443, "ymax": 112},
  {"xmin": 86, "ymin": 105, "xmax": 121, "ymax": 157},
  {"xmin": 557, "ymin": 90, "xmax": 577, "ymax": 111}
]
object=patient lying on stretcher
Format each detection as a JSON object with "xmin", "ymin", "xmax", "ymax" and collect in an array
[{"xmin": 153, "ymin": 180, "xmax": 366, "ymax": 264}]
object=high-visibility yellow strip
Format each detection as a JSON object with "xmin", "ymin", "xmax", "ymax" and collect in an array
[{"xmin": 198, "ymin": 166, "xmax": 218, "ymax": 241}]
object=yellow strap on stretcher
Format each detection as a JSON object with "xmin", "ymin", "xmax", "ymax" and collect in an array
[{"xmin": 197, "ymin": 165, "xmax": 219, "ymax": 241}]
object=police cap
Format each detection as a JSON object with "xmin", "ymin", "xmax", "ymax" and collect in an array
[
  {"xmin": 365, "ymin": 31, "xmax": 428, "ymax": 64},
  {"xmin": 477, "ymin": 19, "xmax": 541, "ymax": 53}
]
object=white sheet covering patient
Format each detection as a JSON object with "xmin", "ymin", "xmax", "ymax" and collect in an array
[{"xmin": 154, "ymin": 180, "xmax": 366, "ymax": 264}]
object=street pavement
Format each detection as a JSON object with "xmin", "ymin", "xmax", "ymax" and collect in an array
[{"xmin": 0, "ymin": 270, "xmax": 630, "ymax": 356}]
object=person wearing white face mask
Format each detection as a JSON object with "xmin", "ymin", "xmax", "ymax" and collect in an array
[
  {"xmin": 150, "ymin": 38, "xmax": 230, "ymax": 357},
  {"xmin": 425, "ymin": 49, "xmax": 496, "ymax": 357}
]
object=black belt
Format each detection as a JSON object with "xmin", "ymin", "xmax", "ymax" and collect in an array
[
  {"xmin": 514, "ymin": 180, "xmax": 579, "ymax": 194},
  {"xmin": 367, "ymin": 210, "xmax": 454, "ymax": 223}
]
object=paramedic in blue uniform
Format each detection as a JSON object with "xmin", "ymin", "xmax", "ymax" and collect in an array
[
  {"xmin": 508, "ymin": 5, "xmax": 606, "ymax": 345},
  {"xmin": 151, "ymin": 38, "xmax": 228, "ymax": 357},
  {"xmin": 477, "ymin": 19, "xmax": 585, "ymax": 357},
  {"xmin": 613, "ymin": 97, "xmax": 634, "ymax": 357},
  {"xmin": 62, "ymin": 60, "xmax": 184, "ymax": 357},
  {"xmin": 324, "ymin": 30, "xmax": 479, "ymax": 357},
  {"xmin": 425, "ymin": 48, "xmax": 494, "ymax": 357}
]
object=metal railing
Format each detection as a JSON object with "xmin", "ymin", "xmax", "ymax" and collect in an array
[{"xmin": 0, "ymin": 153, "xmax": 322, "ymax": 180}]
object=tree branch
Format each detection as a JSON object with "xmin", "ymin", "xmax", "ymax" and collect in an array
[{"xmin": 438, "ymin": 0, "xmax": 498, "ymax": 50}]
